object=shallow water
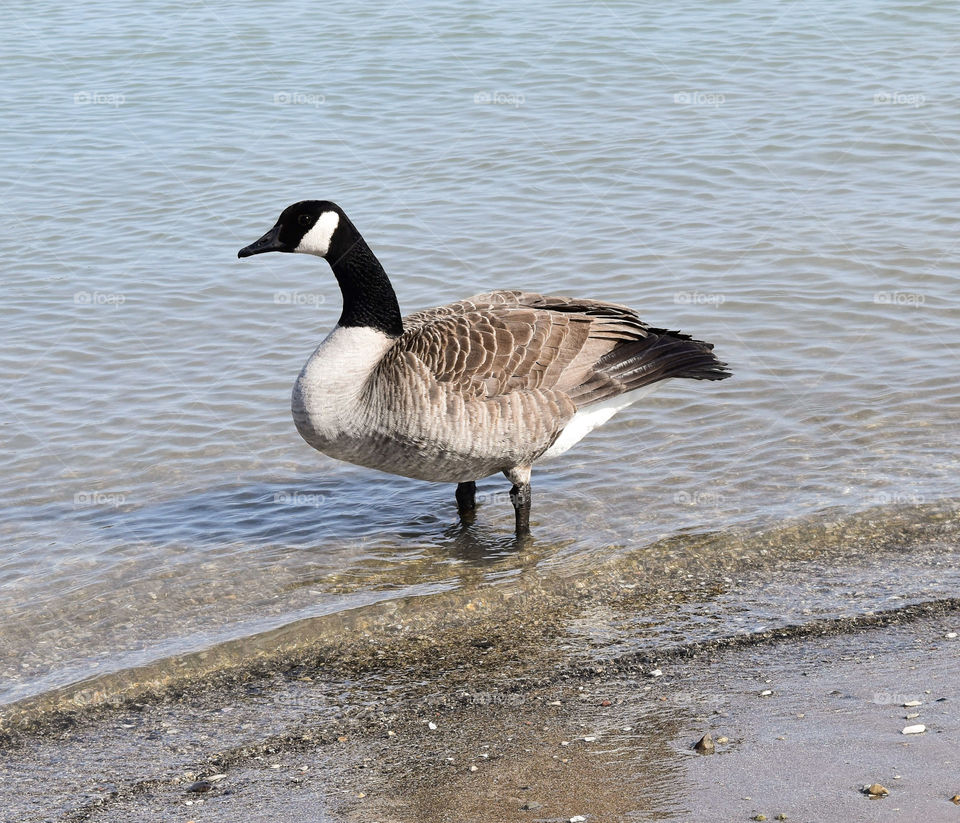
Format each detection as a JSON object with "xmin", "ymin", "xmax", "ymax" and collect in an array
[{"xmin": 2, "ymin": 1, "xmax": 959, "ymax": 713}]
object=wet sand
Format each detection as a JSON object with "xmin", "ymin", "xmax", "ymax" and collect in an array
[{"xmin": 3, "ymin": 505, "xmax": 960, "ymax": 822}]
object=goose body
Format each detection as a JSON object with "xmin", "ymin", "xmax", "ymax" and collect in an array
[{"xmin": 239, "ymin": 201, "xmax": 731, "ymax": 532}]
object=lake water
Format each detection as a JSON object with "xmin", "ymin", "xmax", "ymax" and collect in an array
[{"xmin": 1, "ymin": 0, "xmax": 959, "ymax": 718}]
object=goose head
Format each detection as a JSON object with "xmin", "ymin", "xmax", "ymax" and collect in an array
[
  {"xmin": 238, "ymin": 200, "xmax": 404, "ymax": 337},
  {"xmin": 238, "ymin": 200, "xmax": 354, "ymax": 260}
]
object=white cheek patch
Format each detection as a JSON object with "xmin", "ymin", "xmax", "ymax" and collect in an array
[{"xmin": 295, "ymin": 210, "xmax": 340, "ymax": 256}]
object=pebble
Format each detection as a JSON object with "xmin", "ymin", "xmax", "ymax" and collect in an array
[
  {"xmin": 862, "ymin": 783, "xmax": 889, "ymax": 797},
  {"xmin": 905, "ymin": 712, "xmax": 920, "ymax": 719},
  {"xmin": 469, "ymin": 765, "xmax": 478, "ymax": 772},
  {"xmin": 901, "ymin": 724, "xmax": 926, "ymax": 735},
  {"xmin": 716, "ymin": 736, "xmax": 729, "ymax": 744},
  {"xmin": 649, "ymin": 668, "xmax": 663, "ymax": 677},
  {"xmin": 520, "ymin": 800, "xmax": 543, "ymax": 811},
  {"xmin": 759, "ymin": 690, "xmax": 773, "ymax": 697},
  {"xmin": 775, "ymin": 816, "xmax": 788, "ymax": 821},
  {"xmin": 582, "ymin": 736, "xmax": 596, "ymax": 742},
  {"xmin": 428, "ymin": 721, "xmax": 438, "ymax": 730},
  {"xmin": 752, "ymin": 815, "xmax": 767, "ymax": 821},
  {"xmin": 945, "ymin": 632, "xmax": 957, "ymax": 639},
  {"xmin": 185, "ymin": 780, "xmax": 212, "ymax": 794},
  {"xmin": 693, "ymin": 733, "xmax": 715, "ymax": 754},
  {"xmin": 950, "ymin": 794, "xmax": 960, "ymax": 805},
  {"xmin": 570, "ymin": 817, "xmax": 587, "ymax": 823},
  {"xmin": 902, "ymin": 700, "xmax": 922, "ymax": 707}
]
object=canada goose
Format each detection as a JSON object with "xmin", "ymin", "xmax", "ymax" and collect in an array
[{"xmin": 239, "ymin": 201, "xmax": 730, "ymax": 534}]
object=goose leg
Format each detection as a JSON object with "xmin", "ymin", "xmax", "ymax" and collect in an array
[
  {"xmin": 455, "ymin": 481, "xmax": 477, "ymax": 513},
  {"xmin": 504, "ymin": 465, "xmax": 532, "ymax": 535}
]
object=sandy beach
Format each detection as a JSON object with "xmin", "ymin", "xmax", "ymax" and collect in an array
[{"xmin": 4, "ymin": 505, "xmax": 959, "ymax": 822}]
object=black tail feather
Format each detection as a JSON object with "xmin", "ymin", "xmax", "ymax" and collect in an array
[{"xmin": 571, "ymin": 330, "xmax": 730, "ymax": 406}]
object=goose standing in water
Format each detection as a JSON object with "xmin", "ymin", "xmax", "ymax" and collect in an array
[{"xmin": 239, "ymin": 201, "xmax": 730, "ymax": 534}]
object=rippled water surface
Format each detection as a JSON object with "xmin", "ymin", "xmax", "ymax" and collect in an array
[{"xmin": 2, "ymin": 1, "xmax": 958, "ymax": 709}]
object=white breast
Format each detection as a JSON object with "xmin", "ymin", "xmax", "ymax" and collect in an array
[{"xmin": 291, "ymin": 325, "xmax": 396, "ymax": 446}]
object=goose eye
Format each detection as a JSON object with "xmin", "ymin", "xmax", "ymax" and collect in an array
[{"xmin": 298, "ymin": 214, "xmax": 312, "ymax": 227}]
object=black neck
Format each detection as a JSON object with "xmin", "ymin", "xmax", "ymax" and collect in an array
[{"xmin": 327, "ymin": 229, "xmax": 403, "ymax": 338}]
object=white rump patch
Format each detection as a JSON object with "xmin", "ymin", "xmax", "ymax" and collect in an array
[
  {"xmin": 538, "ymin": 384, "xmax": 661, "ymax": 461},
  {"xmin": 295, "ymin": 210, "xmax": 340, "ymax": 256}
]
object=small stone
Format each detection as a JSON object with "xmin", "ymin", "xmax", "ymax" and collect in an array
[
  {"xmin": 716, "ymin": 736, "xmax": 729, "ymax": 744},
  {"xmin": 902, "ymin": 700, "xmax": 922, "ymax": 707},
  {"xmin": 902, "ymin": 724, "xmax": 926, "ymax": 735},
  {"xmin": 428, "ymin": 721, "xmax": 437, "ymax": 730},
  {"xmin": 582, "ymin": 736, "xmax": 596, "ymax": 742},
  {"xmin": 185, "ymin": 780, "xmax": 212, "ymax": 794},
  {"xmin": 905, "ymin": 712, "xmax": 920, "ymax": 719},
  {"xmin": 600, "ymin": 699, "xmax": 612, "ymax": 706},
  {"xmin": 469, "ymin": 765, "xmax": 478, "ymax": 772},
  {"xmin": 775, "ymin": 816, "xmax": 788, "ymax": 821},
  {"xmin": 649, "ymin": 668, "xmax": 663, "ymax": 677},
  {"xmin": 950, "ymin": 794, "xmax": 960, "ymax": 805},
  {"xmin": 945, "ymin": 632, "xmax": 957, "ymax": 639},
  {"xmin": 752, "ymin": 816, "xmax": 767, "ymax": 821},
  {"xmin": 520, "ymin": 801, "xmax": 543, "ymax": 811},
  {"xmin": 570, "ymin": 817, "xmax": 587, "ymax": 823},
  {"xmin": 693, "ymin": 733, "xmax": 715, "ymax": 754},
  {"xmin": 862, "ymin": 783, "xmax": 889, "ymax": 797},
  {"xmin": 759, "ymin": 689, "xmax": 773, "ymax": 697}
]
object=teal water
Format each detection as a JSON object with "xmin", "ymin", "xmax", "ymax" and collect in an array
[{"xmin": 1, "ymin": 1, "xmax": 958, "ymax": 709}]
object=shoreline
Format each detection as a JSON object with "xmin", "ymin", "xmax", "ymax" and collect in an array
[{"xmin": 4, "ymin": 500, "xmax": 958, "ymax": 742}]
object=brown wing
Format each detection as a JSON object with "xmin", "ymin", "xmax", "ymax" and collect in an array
[{"xmin": 394, "ymin": 290, "xmax": 730, "ymax": 406}]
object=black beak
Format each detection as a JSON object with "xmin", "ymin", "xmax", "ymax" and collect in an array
[{"xmin": 238, "ymin": 224, "xmax": 286, "ymax": 258}]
